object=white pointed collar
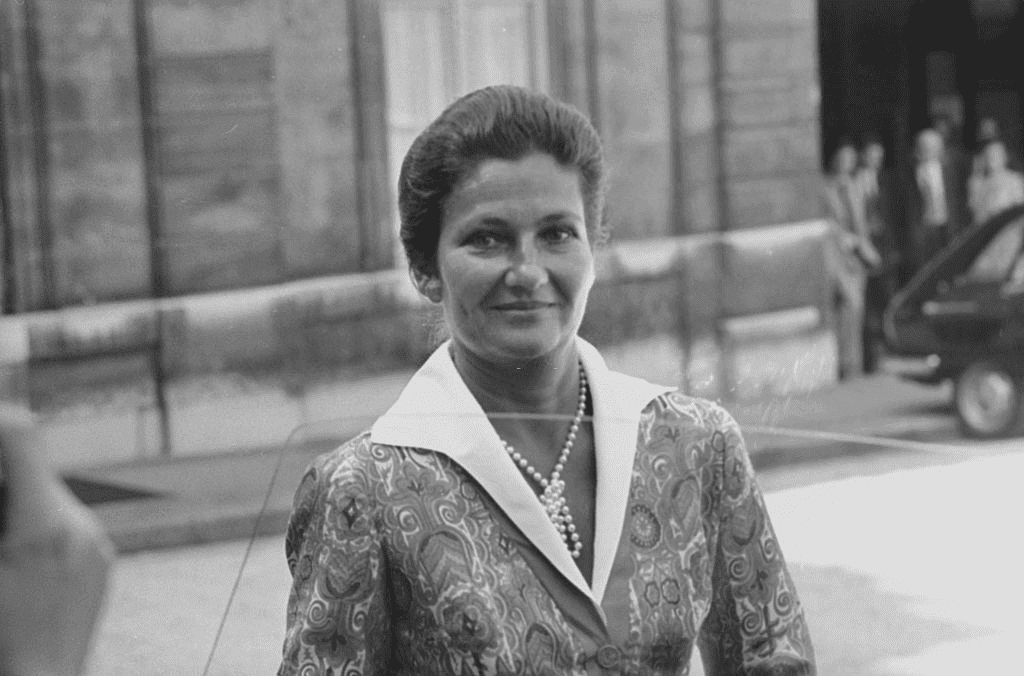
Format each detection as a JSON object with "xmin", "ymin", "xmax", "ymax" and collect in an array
[{"xmin": 370, "ymin": 338, "xmax": 675, "ymax": 611}]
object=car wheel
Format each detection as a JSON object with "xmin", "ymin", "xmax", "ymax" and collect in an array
[{"xmin": 954, "ymin": 360, "xmax": 1023, "ymax": 438}]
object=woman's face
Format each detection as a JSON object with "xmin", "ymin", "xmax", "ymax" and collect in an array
[{"xmin": 423, "ymin": 152, "xmax": 595, "ymax": 365}]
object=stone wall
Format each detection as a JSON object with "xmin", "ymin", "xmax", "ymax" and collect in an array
[
  {"xmin": 24, "ymin": 0, "xmax": 150, "ymax": 309},
  {"xmin": 1, "ymin": 0, "xmax": 392, "ymax": 310},
  {"xmin": 719, "ymin": 0, "xmax": 822, "ymax": 229}
]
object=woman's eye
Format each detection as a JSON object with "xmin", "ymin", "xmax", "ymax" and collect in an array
[
  {"xmin": 465, "ymin": 232, "xmax": 502, "ymax": 249},
  {"xmin": 542, "ymin": 226, "xmax": 577, "ymax": 244}
]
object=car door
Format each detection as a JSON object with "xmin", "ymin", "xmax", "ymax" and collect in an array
[{"xmin": 922, "ymin": 214, "xmax": 1024, "ymax": 353}]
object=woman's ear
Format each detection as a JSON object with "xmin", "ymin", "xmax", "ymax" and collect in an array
[{"xmin": 411, "ymin": 268, "xmax": 443, "ymax": 303}]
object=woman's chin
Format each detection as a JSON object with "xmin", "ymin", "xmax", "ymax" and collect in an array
[{"xmin": 468, "ymin": 331, "xmax": 572, "ymax": 364}]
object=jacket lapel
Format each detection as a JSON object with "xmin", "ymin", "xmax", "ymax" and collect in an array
[
  {"xmin": 371, "ymin": 341, "xmax": 593, "ymax": 602},
  {"xmin": 369, "ymin": 339, "xmax": 675, "ymax": 613},
  {"xmin": 578, "ymin": 341, "xmax": 675, "ymax": 604}
]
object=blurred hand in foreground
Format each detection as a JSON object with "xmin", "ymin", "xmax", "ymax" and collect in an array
[{"xmin": 0, "ymin": 405, "xmax": 114, "ymax": 676}]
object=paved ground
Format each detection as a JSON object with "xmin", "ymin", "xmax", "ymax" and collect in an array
[{"xmin": 760, "ymin": 442, "xmax": 1024, "ymax": 676}]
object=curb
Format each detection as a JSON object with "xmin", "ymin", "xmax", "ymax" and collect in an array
[{"xmin": 107, "ymin": 508, "xmax": 292, "ymax": 555}]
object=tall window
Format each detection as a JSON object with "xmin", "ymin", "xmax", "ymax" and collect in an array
[{"xmin": 381, "ymin": 0, "xmax": 549, "ymax": 260}]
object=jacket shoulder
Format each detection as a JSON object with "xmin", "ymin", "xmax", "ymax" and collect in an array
[
  {"xmin": 645, "ymin": 391, "xmax": 740, "ymax": 431},
  {"xmin": 639, "ymin": 391, "xmax": 748, "ymax": 469}
]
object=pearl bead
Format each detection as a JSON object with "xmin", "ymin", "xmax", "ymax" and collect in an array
[{"xmin": 501, "ymin": 360, "xmax": 588, "ymax": 558}]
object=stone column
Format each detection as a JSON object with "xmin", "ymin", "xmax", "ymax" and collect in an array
[
  {"xmin": 0, "ymin": 0, "xmax": 46, "ymax": 312},
  {"xmin": 348, "ymin": 0, "xmax": 394, "ymax": 272},
  {"xmin": 669, "ymin": 0, "xmax": 720, "ymax": 236},
  {"xmin": 667, "ymin": 0, "xmax": 726, "ymax": 398},
  {"xmin": 545, "ymin": 0, "xmax": 594, "ymax": 119},
  {"xmin": 35, "ymin": 0, "xmax": 152, "ymax": 307}
]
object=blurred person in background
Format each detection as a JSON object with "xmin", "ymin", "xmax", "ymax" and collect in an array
[
  {"xmin": 856, "ymin": 136, "xmax": 897, "ymax": 373},
  {"xmin": 823, "ymin": 139, "xmax": 880, "ymax": 380},
  {"xmin": 278, "ymin": 85, "xmax": 816, "ymax": 676},
  {"xmin": 910, "ymin": 127, "xmax": 966, "ymax": 271},
  {"xmin": 968, "ymin": 116, "xmax": 1001, "ymax": 217},
  {"xmin": 0, "ymin": 405, "xmax": 114, "ymax": 676},
  {"xmin": 968, "ymin": 139, "xmax": 1024, "ymax": 225},
  {"xmin": 976, "ymin": 116, "xmax": 1001, "ymax": 149}
]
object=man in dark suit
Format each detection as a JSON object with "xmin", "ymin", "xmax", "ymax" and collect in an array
[{"xmin": 857, "ymin": 137, "xmax": 897, "ymax": 373}]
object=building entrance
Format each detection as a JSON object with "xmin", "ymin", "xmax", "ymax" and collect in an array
[{"xmin": 818, "ymin": 0, "xmax": 1024, "ymax": 284}]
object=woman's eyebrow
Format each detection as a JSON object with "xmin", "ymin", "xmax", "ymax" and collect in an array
[
  {"xmin": 477, "ymin": 216, "xmax": 511, "ymax": 228},
  {"xmin": 538, "ymin": 212, "xmax": 582, "ymax": 225}
]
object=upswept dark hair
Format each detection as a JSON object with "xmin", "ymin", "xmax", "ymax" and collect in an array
[{"xmin": 398, "ymin": 85, "xmax": 606, "ymax": 279}]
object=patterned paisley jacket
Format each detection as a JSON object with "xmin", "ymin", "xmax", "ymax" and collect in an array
[{"xmin": 278, "ymin": 339, "xmax": 815, "ymax": 676}]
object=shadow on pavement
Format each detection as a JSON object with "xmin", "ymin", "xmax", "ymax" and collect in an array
[{"xmin": 789, "ymin": 563, "xmax": 993, "ymax": 676}]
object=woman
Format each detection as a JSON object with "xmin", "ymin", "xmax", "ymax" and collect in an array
[{"xmin": 279, "ymin": 86, "xmax": 815, "ymax": 675}]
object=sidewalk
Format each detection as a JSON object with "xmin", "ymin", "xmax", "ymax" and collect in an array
[{"xmin": 73, "ymin": 370, "xmax": 958, "ymax": 554}]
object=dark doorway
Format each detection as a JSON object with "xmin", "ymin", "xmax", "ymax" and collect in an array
[{"xmin": 818, "ymin": 0, "xmax": 1024, "ymax": 283}]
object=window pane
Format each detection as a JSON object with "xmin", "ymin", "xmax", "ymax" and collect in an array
[
  {"xmin": 464, "ymin": 2, "xmax": 534, "ymax": 91},
  {"xmin": 381, "ymin": 1, "xmax": 455, "ymax": 260},
  {"xmin": 964, "ymin": 216, "xmax": 1024, "ymax": 283},
  {"xmin": 382, "ymin": 2, "xmax": 452, "ymax": 133}
]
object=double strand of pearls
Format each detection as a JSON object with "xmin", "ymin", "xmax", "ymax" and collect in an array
[{"xmin": 502, "ymin": 362, "xmax": 587, "ymax": 559}]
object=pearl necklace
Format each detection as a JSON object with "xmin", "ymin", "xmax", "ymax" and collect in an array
[{"xmin": 502, "ymin": 362, "xmax": 587, "ymax": 559}]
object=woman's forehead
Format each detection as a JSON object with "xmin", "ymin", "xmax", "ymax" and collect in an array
[{"xmin": 447, "ymin": 155, "xmax": 584, "ymax": 213}]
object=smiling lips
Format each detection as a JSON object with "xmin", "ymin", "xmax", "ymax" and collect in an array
[{"xmin": 491, "ymin": 300, "xmax": 557, "ymax": 311}]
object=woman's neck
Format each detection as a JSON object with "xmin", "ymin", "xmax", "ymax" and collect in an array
[{"xmin": 450, "ymin": 341, "xmax": 581, "ymax": 416}]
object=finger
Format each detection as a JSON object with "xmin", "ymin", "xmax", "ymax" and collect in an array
[
  {"xmin": 0, "ymin": 502, "xmax": 114, "ymax": 568},
  {"xmin": 0, "ymin": 509, "xmax": 113, "ymax": 676},
  {"xmin": 0, "ymin": 404, "xmax": 59, "ymax": 530}
]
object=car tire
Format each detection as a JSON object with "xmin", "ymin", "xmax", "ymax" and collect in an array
[{"xmin": 954, "ymin": 360, "xmax": 1024, "ymax": 439}]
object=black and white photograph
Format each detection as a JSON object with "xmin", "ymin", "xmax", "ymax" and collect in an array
[{"xmin": 1, "ymin": 0, "xmax": 1022, "ymax": 674}]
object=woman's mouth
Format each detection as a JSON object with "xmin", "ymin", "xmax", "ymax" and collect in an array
[{"xmin": 492, "ymin": 301, "xmax": 555, "ymax": 311}]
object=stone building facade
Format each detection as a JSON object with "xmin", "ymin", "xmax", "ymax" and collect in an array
[{"xmin": 0, "ymin": 0, "xmax": 831, "ymax": 467}]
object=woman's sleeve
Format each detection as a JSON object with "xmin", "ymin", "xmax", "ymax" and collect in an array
[
  {"xmin": 278, "ymin": 446, "xmax": 392, "ymax": 675},
  {"xmin": 697, "ymin": 408, "xmax": 817, "ymax": 676}
]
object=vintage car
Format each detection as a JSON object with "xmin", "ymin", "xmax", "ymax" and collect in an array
[{"xmin": 884, "ymin": 204, "xmax": 1024, "ymax": 438}]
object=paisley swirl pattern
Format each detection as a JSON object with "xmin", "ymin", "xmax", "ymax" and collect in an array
[{"xmin": 278, "ymin": 393, "xmax": 815, "ymax": 675}]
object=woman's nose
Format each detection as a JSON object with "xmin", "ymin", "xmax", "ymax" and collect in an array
[{"xmin": 504, "ymin": 248, "xmax": 548, "ymax": 291}]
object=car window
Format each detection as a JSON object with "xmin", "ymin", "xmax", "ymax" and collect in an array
[{"xmin": 959, "ymin": 216, "xmax": 1024, "ymax": 284}]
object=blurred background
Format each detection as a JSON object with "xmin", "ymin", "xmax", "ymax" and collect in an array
[{"xmin": 1, "ymin": 0, "xmax": 1023, "ymax": 674}]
